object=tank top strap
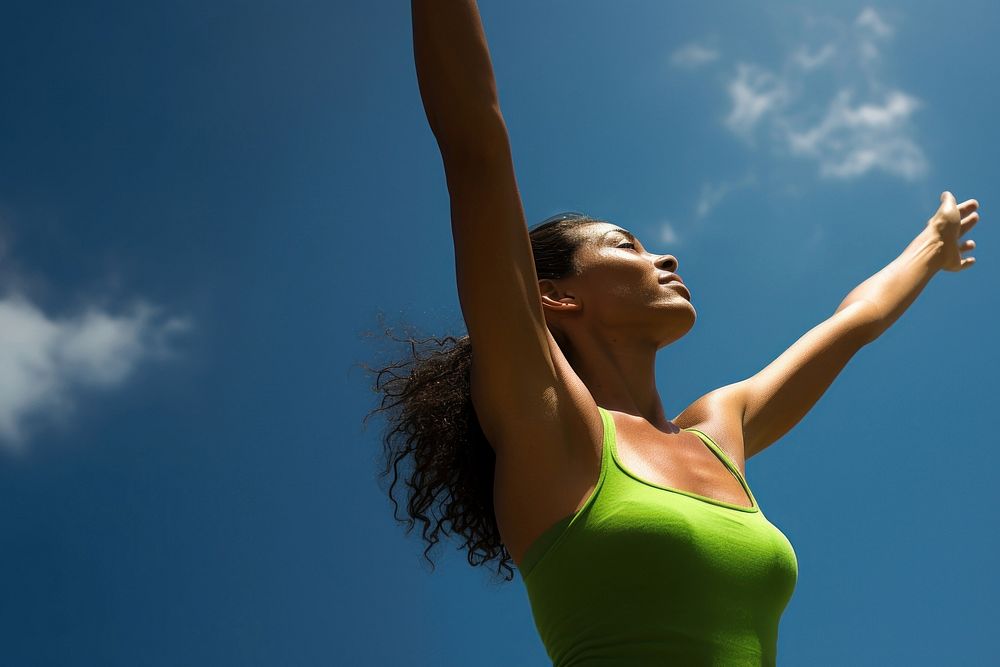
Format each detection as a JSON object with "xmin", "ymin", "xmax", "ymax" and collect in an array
[
  {"xmin": 518, "ymin": 406, "xmax": 613, "ymax": 579},
  {"xmin": 683, "ymin": 427, "xmax": 758, "ymax": 508},
  {"xmin": 596, "ymin": 405, "xmax": 614, "ymax": 466}
]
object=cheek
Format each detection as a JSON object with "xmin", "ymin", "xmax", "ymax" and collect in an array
[
  {"xmin": 599, "ymin": 277, "xmax": 652, "ymax": 306},
  {"xmin": 606, "ymin": 282, "xmax": 637, "ymax": 300},
  {"xmin": 580, "ymin": 261, "xmax": 653, "ymax": 306}
]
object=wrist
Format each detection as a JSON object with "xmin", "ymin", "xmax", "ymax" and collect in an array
[{"xmin": 910, "ymin": 228, "xmax": 946, "ymax": 273}]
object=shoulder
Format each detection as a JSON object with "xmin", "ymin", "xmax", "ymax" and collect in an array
[
  {"xmin": 673, "ymin": 382, "xmax": 745, "ymax": 429},
  {"xmin": 673, "ymin": 382, "xmax": 748, "ymax": 472}
]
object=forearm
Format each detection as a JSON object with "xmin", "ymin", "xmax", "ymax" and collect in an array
[
  {"xmin": 412, "ymin": 0, "xmax": 507, "ymax": 161},
  {"xmin": 835, "ymin": 228, "xmax": 945, "ymax": 344}
]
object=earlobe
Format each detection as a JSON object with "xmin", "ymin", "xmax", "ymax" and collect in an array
[
  {"xmin": 539, "ymin": 293, "xmax": 581, "ymax": 312},
  {"xmin": 539, "ymin": 279, "xmax": 581, "ymax": 312}
]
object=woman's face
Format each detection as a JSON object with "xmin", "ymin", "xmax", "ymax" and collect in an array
[{"xmin": 541, "ymin": 222, "xmax": 696, "ymax": 348}]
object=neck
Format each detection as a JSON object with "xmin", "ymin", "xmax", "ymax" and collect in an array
[{"xmin": 561, "ymin": 330, "xmax": 671, "ymax": 430}]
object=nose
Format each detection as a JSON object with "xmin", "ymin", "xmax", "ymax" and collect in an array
[{"xmin": 654, "ymin": 254, "xmax": 678, "ymax": 272}]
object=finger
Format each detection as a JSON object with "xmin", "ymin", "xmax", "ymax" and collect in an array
[
  {"xmin": 961, "ymin": 211, "xmax": 980, "ymax": 235},
  {"xmin": 941, "ymin": 190, "xmax": 957, "ymax": 205},
  {"xmin": 959, "ymin": 198, "xmax": 979, "ymax": 215},
  {"xmin": 962, "ymin": 239, "xmax": 976, "ymax": 251},
  {"xmin": 960, "ymin": 256, "xmax": 976, "ymax": 270}
]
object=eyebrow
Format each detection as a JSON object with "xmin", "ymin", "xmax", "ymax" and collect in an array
[{"xmin": 601, "ymin": 228, "xmax": 639, "ymax": 244}]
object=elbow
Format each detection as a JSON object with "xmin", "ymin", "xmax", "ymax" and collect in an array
[{"xmin": 835, "ymin": 300, "xmax": 882, "ymax": 346}]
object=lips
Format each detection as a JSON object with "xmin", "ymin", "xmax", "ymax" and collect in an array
[{"xmin": 664, "ymin": 281, "xmax": 691, "ymax": 299}]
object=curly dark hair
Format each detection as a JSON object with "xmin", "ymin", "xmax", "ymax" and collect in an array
[{"xmin": 361, "ymin": 212, "xmax": 608, "ymax": 583}]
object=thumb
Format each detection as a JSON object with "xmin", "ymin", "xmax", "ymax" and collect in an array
[{"xmin": 941, "ymin": 190, "xmax": 956, "ymax": 205}]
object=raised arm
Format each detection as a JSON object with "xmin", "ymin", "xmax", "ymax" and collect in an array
[
  {"xmin": 730, "ymin": 192, "xmax": 981, "ymax": 460},
  {"xmin": 412, "ymin": 0, "xmax": 505, "ymax": 159},
  {"xmin": 412, "ymin": 1, "xmax": 570, "ymax": 451}
]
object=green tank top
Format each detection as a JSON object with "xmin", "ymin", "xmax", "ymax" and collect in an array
[{"xmin": 519, "ymin": 406, "xmax": 798, "ymax": 666}]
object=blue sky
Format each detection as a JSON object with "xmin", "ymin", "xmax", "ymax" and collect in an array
[{"xmin": 0, "ymin": 1, "xmax": 996, "ymax": 665}]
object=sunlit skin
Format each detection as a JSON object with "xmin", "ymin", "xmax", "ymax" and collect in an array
[
  {"xmin": 538, "ymin": 222, "xmax": 696, "ymax": 432},
  {"xmin": 535, "ymin": 191, "xmax": 980, "ymax": 438}
]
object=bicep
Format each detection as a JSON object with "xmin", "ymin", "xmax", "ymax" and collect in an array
[
  {"xmin": 735, "ymin": 302, "xmax": 875, "ymax": 458},
  {"xmin": 442, "ymin": 135, "xmax": 564, "ymax": 447}
]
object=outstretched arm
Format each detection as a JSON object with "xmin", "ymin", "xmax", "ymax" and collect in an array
[
  {"xmin": 835, "ymin": 192, "xmax": 980, "ymax": 337},
  {"xmin": 732, "ymin": 192, "xmax": 981, "ymax": 460}
]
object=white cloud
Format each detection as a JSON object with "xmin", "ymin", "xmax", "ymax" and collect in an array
[
  {"xmin": 855, "ymin": 7, "xmax": 894, "ymax": 65},
  {"xmin": 696, "ymin": 183, "xmax": 727, "ymax": 219},
  {"xmin": 659, "ymin": 222, "xmax": 679, "ymax": 245},
  {"xmin": 786, "ymin": 89, "xmax": 926, "ymax": 180},
  {"xmin": 670, "ymin": 43, "xmax": 720, "ymax": 69},
  {"xmin": 723, "ymin": 63, "xmax": 790, "ymax": 139},
  {"xmin": 0, "ymin": 274, "xmax": 193, "ymax": 452},
  {"xmin": 717, "ymin": 7, "xmax": 926, "ymax": 181},
  {"xmin": 695, "ymin": 173, "xmax": 757, "ymax": 218},
  {"xmin": 792, "ymin": 43, "xmax": 837, "ymax": 71},
  {"xmin": 856, "ymin": 7, "xmax": 893, "ymax": 38}
]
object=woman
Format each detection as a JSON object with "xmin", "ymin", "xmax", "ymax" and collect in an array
[{"xmin": 368, "ymin": 1, "xmax": 981, "ymax": 664}]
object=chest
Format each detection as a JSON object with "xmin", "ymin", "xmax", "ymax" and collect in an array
[
  {"xmin": 611, "ymin": 417, "xmax": 752, "ymax": 509},
  {"xmin": 496, "ymin": 412, "xmax": 753, "ymax": 568}
]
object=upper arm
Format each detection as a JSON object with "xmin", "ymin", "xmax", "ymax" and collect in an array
[
  {"xmin": 440, "ymin": 118, "xmax": 573, "ymax": 450},
  {"xmin": 731, "ymin": 301, "xmax": 876, "ymax": 459}
]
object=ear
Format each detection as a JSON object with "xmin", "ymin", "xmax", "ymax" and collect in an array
[{"xmin": 538, "ymin": 279, "xmax": 581, "ymax": 313}]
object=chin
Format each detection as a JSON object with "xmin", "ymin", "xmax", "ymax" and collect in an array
[{"xmin": 655, "ymin": 308, "xmax": 695, "ymax": 349}]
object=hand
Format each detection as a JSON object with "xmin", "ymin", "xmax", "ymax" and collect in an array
[{"xmin": 926, "ymin": 191, "xmax": 980, "ymax": 272}]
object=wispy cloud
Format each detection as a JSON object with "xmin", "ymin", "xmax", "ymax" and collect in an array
[
  {"xmin": 791, "ymin": 43, "xmax": 837, "ymax": 71},
  {"xmin": 784, "ymin": 88, "xmax": 925, "ymax": 179},
  {"xmin": 723, "ymin": 63, "xmax": 792, "ymax": 140},
  {"xmin": 0, "ymin": 237, "xmax": 193, "ymax": 452},
  {"xmin": 659, "ymin": 221, "xmax": 679, "ymax": 245},
  {"xmin": 712, "ymin": 7, "xmax": 927, "ymax": 181},
  {"xmin": 695, "ymin": 172, "xmax": 757, "ymax": 219},
  {"xmin": 856, "ymin": 7, "xmax": 893, "ymax": 39},
  {"xmin": 669, "ymin": 43, "xmax": 720, "ymax": 69}
]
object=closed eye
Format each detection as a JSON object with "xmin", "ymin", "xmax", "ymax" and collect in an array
[{"xmin": 617, "ymin": 242, "xmax": 636, "ymax": 250}]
